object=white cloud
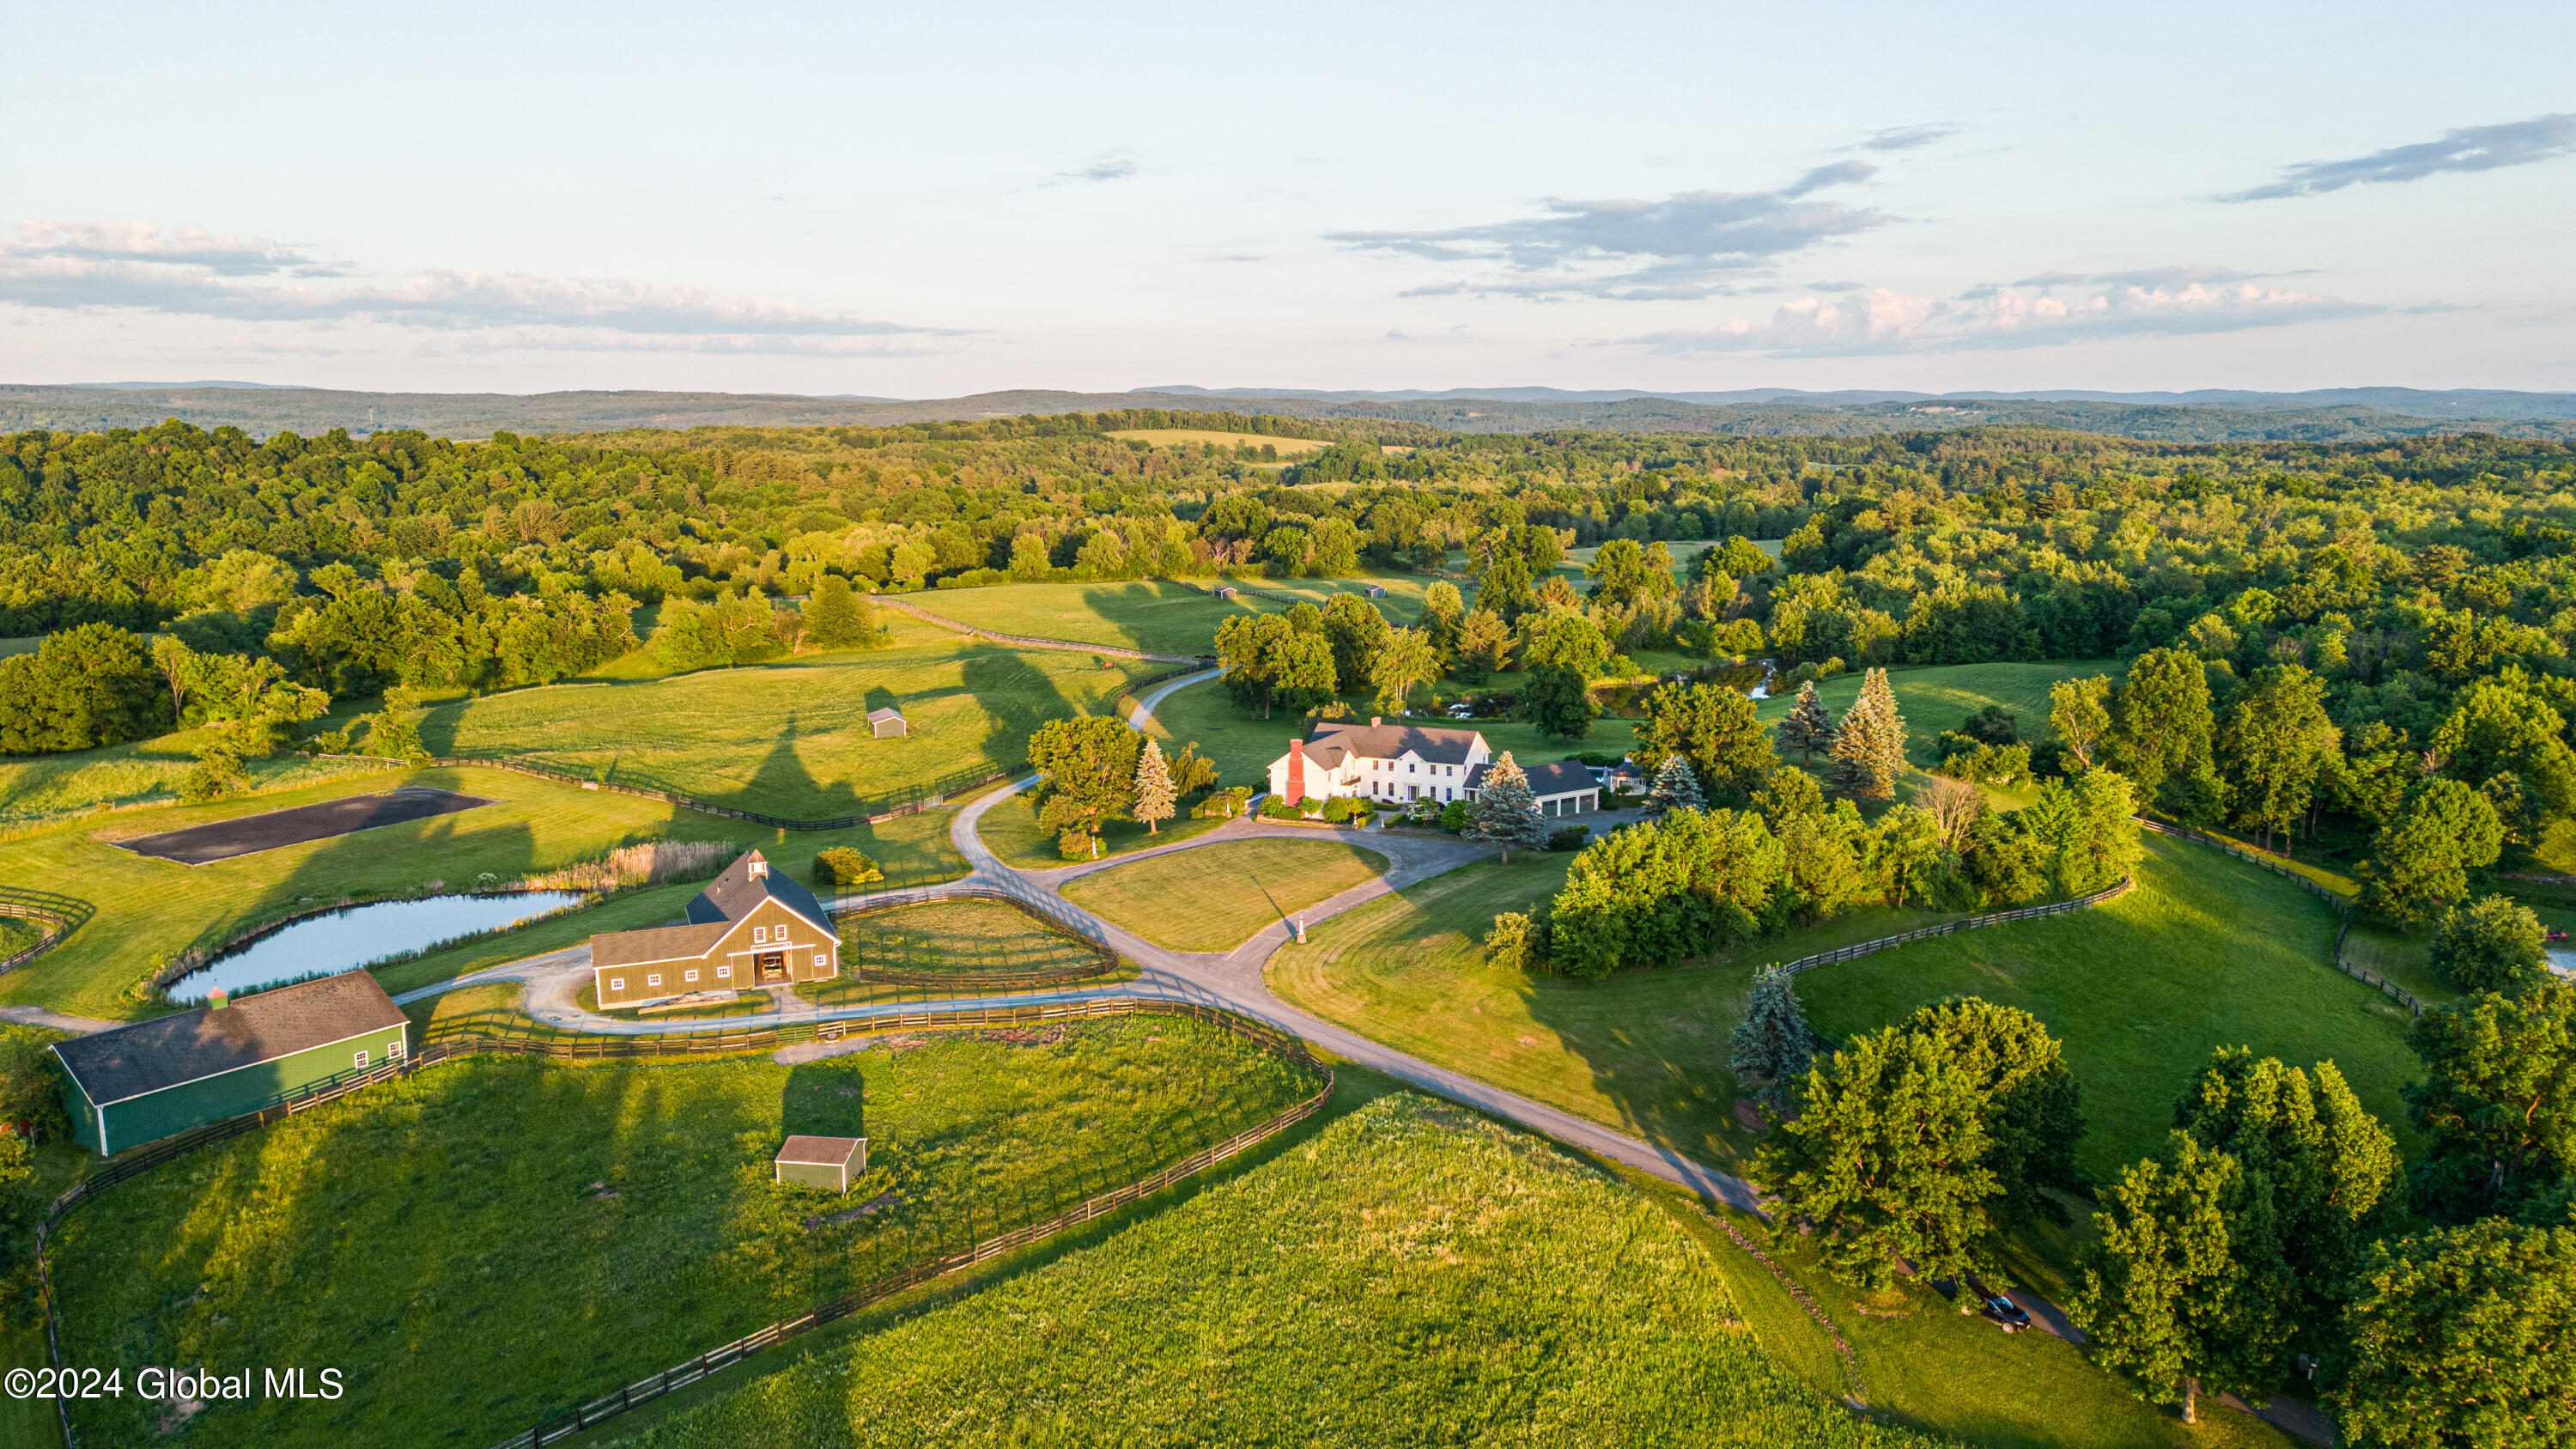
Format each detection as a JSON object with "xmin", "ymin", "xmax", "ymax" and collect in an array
[
  {"xmin": 1621, "ymin": 273, "xmax": 2380, "ymax": 356},
  {"xmin": 1327, "ymin": 164, "xmax": 1892, "ymax": 301},
  {"xmin": 2223, "ymin": 113, "xmax": 2576, "ymax": 201},
  {"xmin": 1043, "ymin": 154, "xmax": 1139, "ymax": 186},
  {"xmin": 1856, "ymin": 123, "xmax": 1960, "ymax": 153},
  {"xmin": 0, "ymin": 222, "xmax": 959, "ymax": 348}
]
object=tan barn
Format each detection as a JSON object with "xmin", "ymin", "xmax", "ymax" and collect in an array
[{"xmin": 589, "ymin": 849, "xmax": 840, "ymax": 1008}]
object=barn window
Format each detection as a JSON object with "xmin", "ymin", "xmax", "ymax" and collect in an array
[
  {"xmin": 684, "ymin": 969, "xmax": 700, "ymax": 983},
  {"xmin": 354, "ymin": 1050, "xmax": 368, "ymax": 1069},
  {"xmin": 647, "ymin": 973, "xmax": 663, "ymax": 988},
  {"xmin": 753, "ymin": 926, "xmax": 768, "ymax": 944},
  {"xmin": 813, "ymin": 952, "xmax": 827, "ymax": 968},
  {"xmin": 609, "ymin": 977, "xmax": 625, "ymax": 992},
  {"xmin": 715, "ymin": 965, "xmax": 731, "ymax": 979}
]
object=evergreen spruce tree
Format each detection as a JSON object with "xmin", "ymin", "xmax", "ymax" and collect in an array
[
  {"xmin": 1728, "ymin": 965, "xmax": 1828, "ymax": 1112},
  {"xmin": 1647, "ymin": 752, "xmax": 1705, "ymax": 818},
  {"xmin": 1778, "ymin": 679, "xmax": 1837, "ymax": 767},
  {"xmin": 1828, "ymin": 668, "xmax": 1907, "ymax": 801},
  {"xmin": 1133, "ymin": 739, "xmax": 1177, "ymax": 835},
  {"xmin": 1466, "ymin": 752, "xmax": 1549, "ymax": 863}
]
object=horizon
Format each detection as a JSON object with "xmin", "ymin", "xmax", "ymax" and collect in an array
[{"xmin": 5, "ymin": 2, "xmax": 2571, "ymax": 395}]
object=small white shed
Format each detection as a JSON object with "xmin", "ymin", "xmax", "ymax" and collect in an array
[{"xmin": 866, "ymin": 707, "xmax": 908, "ymax": 738}]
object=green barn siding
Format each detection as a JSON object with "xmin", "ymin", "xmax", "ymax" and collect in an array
[{"xmin": 85, "ymin": 1026, "xmax": 409, "ymax": 1156}]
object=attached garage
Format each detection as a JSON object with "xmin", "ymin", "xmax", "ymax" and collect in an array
[{"xmin": 52, "ymin": 971, "xmax": 410, "ymax": 1157}]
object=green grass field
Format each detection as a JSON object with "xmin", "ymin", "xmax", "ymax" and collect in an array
[
  {"xmin": 1269, "ymin": 836, "xmax": 2419, "ymax": 1184},
  {"xmin": 973, "ymin": 788, "xmax": 1231, "ymax": 868},
  {"xmin": 897, "ymin": 577, "xmax": 1434, "ymax": 659},
  {"xmin": 0, "ymin": 765, "xmax": 965, "ymax": 1021},
  {"xmin": 1756, "ymin": 661, "xmax": 2120, "ymax": 769},
  {"xmin": 0, "ymin": 726, "xmax": 393, "ymax": 835},
  {"xmin": 50, "ymin": 1014, "xmax": 1323, "ymax": 1449},
  {"xmin": 619, "ymin": 1090, "xmax": 1935, "ymax": 1449},
  {"xmin": 421, "ymin": 639, "xmax": 1156, "ymax": 819},
  {"xmin": 1060, "ymin": 837, "xmax": 1390, "ymax": 953}
]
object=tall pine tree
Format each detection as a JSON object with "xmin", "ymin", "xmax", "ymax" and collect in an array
[
  {"xmin": 1828, "ymin": 668, "xmax": 1907, "ymax": 801},
  {"xmin": 1778, "ymin": 679, "xmax": 1837, "ymax": 767},
  {"xmin": 1729, "ymin": 965, "xmax": 1827, "ymax": 1112},
  {"xmin": 1467, "ymin": 752, "xmax": 1549, "ymax": 863},
  {"xmin": 1647, "ymin": 753, "xmax": 1705, "ymax": 818},
  {"xmin": 1133, "ymin": 739, "xmax": 1177, "ymax": 835}
]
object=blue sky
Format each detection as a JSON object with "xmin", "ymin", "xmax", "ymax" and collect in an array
[{"xmin": 4, "ymin": 0, "xmax": 2571, "ymax": 395}]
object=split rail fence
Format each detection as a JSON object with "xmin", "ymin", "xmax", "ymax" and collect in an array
[
  {"xmin": 1776, "ymin": 877, "xmax": 2136, "ymax": 977},
  {"xmin": 2131, "ymin": 816, "xmax": 2421, "ymax": 1017},
  {"xmin": 827, "ymin": 882, "xmax": 1125, "ymax": 990},
  {"xmin": 0, "ymin": 887, "xmax": 88, "ymax": 977},
  {"xmin": 33, "ymin": 997, "xmax": 1329, "ymax": 1449}
]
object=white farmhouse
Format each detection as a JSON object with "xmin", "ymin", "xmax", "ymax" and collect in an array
[{"xmin": 1265, "ymin": 718, "xmax": 1601, "ymax": 816}]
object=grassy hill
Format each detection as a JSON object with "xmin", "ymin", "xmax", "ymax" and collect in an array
[
  {"xmin": 422, "ymin": 639, "xmax": 1156, "ymax": 819},
  {"xmin": 1268, "ymin": 834, "xmax": 2415, "ymax": 1199},
  {"xmin": 614, "ymin": 1091, "xmax": 1935, "ymax": 1449},
  {"xmin": 50, "ymin": 1016, "xmax": 1321, "ymax": 1449},
  {"xmin": 0, "ymin": 765, "xmax": 966, "ymax": 1022}
]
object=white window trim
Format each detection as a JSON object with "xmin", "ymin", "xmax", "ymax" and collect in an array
[
  {"xmin": 609, "ymin": 976, "xmax": 626, "ymax": 992},
  {"xmin": 684, "ymin": 968, "xmax": 700, "ymax": 983},
  {"xmin": 715, "ymin": 965, "xmax": 731, "ymax": 979},
  {"xmin": 647, "ymin": 973, "xmax": 663, "ymax": 988},
  {"xmin": 354, "ymin": 1050, "xmax": 369, "ymax": 1069}
]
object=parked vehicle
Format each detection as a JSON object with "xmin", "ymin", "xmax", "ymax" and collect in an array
[{"xmin": 1965, "ymin": 1275, "xmax": 2031, "ymax": 1333}]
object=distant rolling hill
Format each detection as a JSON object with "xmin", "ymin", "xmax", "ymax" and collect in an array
[{"xmin": 3, "ymin": 381, "xmax": 2572, "ymax": 444}]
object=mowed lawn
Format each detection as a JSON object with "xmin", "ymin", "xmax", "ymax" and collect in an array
[
  {"xmin": 51, "ymin": 1016, "xmax": 1324, "ymax": 1449},
  {"xmin": 974, "ymin": 788, "xmax": 1231, "ymax": 869},
  {"xmin": 1270, "ymin": 836, "xmax": 2418, "ymax": 1184},
  {"xmin": 422, "ymin": 640, "xmax": 1157, "ymax": 818},
  {"xmin": 0, "ymin": 765, "xmax": 965, "ymax": 1022},
  {"xmin": 902, "ymin": 576, "xmax": 1433, "ymax": 659},
  {"xmin": 1060, "ymin": 837, "xmax": 1388, "ymax": 953},
  {"xmin": 624, "ymin": 1091, "xmax": 1929, "ymax": 1449}
]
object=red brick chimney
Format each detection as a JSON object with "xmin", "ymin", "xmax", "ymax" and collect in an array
[{"xmin": 1285, "ymin": 737, "xmax": 1307, "ymax": 805}]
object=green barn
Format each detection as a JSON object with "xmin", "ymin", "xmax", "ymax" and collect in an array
[{"xmin": 54, "ymin": 971, "xmax": 410, "ymax": 1156}]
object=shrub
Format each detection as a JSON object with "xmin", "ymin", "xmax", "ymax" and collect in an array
[
  {"xmin": 1548, "ymin": 825, "xmax": 1592, "ymax": 852},
  {"xmin": 811, "ymin": 847, "xmax": 884, "ymax": 888},
  {"xmin": 2430, "ymin": 894, "xmax": 2550, "ymax": 995},
  {"xmin": 1437, "ymin": 801, "xmax": 1470, "ymax": 833},
  {"xmin": 1260, "ymin": 795, "xmax": 1309, "ymax": 821},
  {"xmin": 1194, "ymin": 786, "xmax": 1254, "ymax": 819},
  {"xmin": 1484, "ymin": 911, "xmax": 1549, "ymax": 971},
  {"xmin": 1320, "ymin": 797, "xmax": 1373, "ymax": 825},
  {"xmin": 1935, "ymin": 741, "xmax": 2031, "ymax": 784}
]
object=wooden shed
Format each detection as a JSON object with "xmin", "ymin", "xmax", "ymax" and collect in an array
[
  {"xmin": 775, "ymin": 1134, "xmax": 869, "ymax": 1192},
  {"xmin": 866, "ymin": 707, "xmax": 908, "ymax": 738},
  {"xmin": 52, "ymin": 971, "xmax": 410, "ymax": 1156},
  {"xmin": 1213, "ymin": 586, "xmax": 1239, "ymax": 601},
  {"xmin": 1364, "ymin": 584, "xmax": 1387, "ymax": 598}
]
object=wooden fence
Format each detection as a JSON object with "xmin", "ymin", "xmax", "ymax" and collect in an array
[
  {"xmin": 829, "ymin": 883, "xmax": 1124, "ymax": 990},
  {"xmin": 0, "ymin": 886, "xmax": 88, "ymax": 977},
  {"xmin": 33, "ymin": 997, "xmax": 1330, "ymax": 1449},
  {"xmin": 2132, "ymin": 816, "xmax": 2421, "ymax": 1017},
  {"xmin": 1775, "ymin": 877, "xmax": 2136, "ymax": 977}
]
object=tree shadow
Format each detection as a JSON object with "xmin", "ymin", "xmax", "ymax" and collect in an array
[{"xmin": 743, "ymin": 714, "xmax": 864, "ymax": 822}]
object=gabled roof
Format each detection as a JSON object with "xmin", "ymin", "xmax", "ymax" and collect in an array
[
  {"xmin": 1466, "ymin": 759, "xmax": 1599, "ymax": 798},
  {"xmin": 866, "ymin": 707, "xmax": 905, "ymax": 723},
  {"xmin": 54, "ymin": 971, "xmax": 405, "ymax": 1106},
  {"xmin": 688, "ymin": 849, "xmax": 834, "ymax": 935},
  {"xmin": 1298, "ymin": 720, "xmax": 1486, "ymax": 769},
  {"xmin": 775, "ymin": 1134, "xmax": 866, "ymax": 1166},
  {"xmin": 591, "ymin": 921, "xmax": 732, "ymax": 971}
]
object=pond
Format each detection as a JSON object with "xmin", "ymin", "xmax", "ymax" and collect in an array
[{"xmin": 167, "ymin": 892, "xmax": 586, "ymax": 1003}]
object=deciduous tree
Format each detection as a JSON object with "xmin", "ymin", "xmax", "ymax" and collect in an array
[
  {"xmin": 2072, "ymin": 1134, "xmax": 2296, "ymax": 1425},
  {"xmin": 2108, "ymin": 648, "xmax": 2218, "ymax": 802},
  {"xmin": 2432, "ymin": 894, "xmax": 2552, "ymax": 997},
  {"xmin": 2405, "ymin": 980, "xmax": 2576, "ymax": 1224},
  {"xmin": 1450, "ymin": 608, "xmax": 1512, "ymax": 684},
  {"xmin": 2217, "ymin": 664, "xmax": 2340, "ymax": 853},
  {"xmin": 1759, "ymin": 1026, "xmax": 2000, "ymax": 1289},
  {"xmin": 2329, "ymin": 1216, "xmax": 2576, "ymax": 1449},
  {"xmin": 1029, "ymin": 716, "xmax": 1144, "ymax": 856},
  {"xmin": 2049, "ymin": 675, "xmax": 2113, "ymax": 771},
  {"xmin": 1370, "ymin": 627, "xmax": 1440, "ymax": 715},
  {"xmin": 2357, "ymin": 778, "xmax": 2506, "ymax": 928},
  {"xmin": 1637, "ymin": 681, "xmax": 1778, "ymax": 807}
]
